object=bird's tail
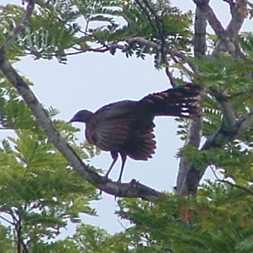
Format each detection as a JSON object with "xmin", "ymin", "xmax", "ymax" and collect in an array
[{"xmin": 140, "ymin": 84, "xmax": 201, "ymax": 117}]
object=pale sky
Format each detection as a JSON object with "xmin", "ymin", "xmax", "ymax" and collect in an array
[{"xmin": 1, "ymin": 0, "xmax": 253, "ymax": 236}]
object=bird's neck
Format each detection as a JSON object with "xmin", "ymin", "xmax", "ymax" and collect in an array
[{"xmin": 82, "ymin": 110, "xmax": 94, "ymax": 123}]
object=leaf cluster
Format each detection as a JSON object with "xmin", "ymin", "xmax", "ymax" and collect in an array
[
  {"xmin": 0, "ymin": 1, "xmax": 192, "ymax": 66},
  {"xmin": 0, "ymin": 113, "xmax": 98, "ymax": 246},
  {"xmin": 114, "ymin": 190, "xmax": 253, "ymax": 253}
]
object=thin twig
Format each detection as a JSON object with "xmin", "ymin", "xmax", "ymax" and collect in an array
[
  {"xmin": 135, "ymin": 0, "xmax": 167, "ymax": 63},
  {"xmin": 210, "ymin": 166, "xmax": 253, "ymax": 195},
  {"xmin": 218, "ymin": 179, "xmax": 253, "ymax": 195},
  {"xmin": 141, "ymin": 0, "xmax": 167, "ymax": 62},
  {"xmin": 135, "ymin": 0, "xmax": 158, "ymax": 36}
]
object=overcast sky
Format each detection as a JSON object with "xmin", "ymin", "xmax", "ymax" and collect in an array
[{"xmin": 1, "ymin": 0, "xmax": 253, "ymax": 236}]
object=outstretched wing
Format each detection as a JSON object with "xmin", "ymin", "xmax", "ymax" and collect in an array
[
  {"xmin": 139, "ymin": 84, "xmax": 201, "ymax": 117},
  {"xmin": 85, "ymin": 100, "xmax": 157, "ymax": 160},
  {"xmin": 86, "ymin": 116, "xmax": 136, "ymax": 152},
  {"xmin": 125, "ymin": 123, "xmax": 156, "ymax": 160}
]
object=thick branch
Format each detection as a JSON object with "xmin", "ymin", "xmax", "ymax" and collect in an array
[
  {"xmin": 0, "ymin": 50, "xmax": 162, "ymax": 200},
  {"xmin": 193, "ymin": 0, "xmax": 227, "ymax": 40},
  {"xmin": 226, "ymin": 0, "xmax": 247, "ymax": 38},
  {"xmin": 176, "ymin": 117, "xmax": 202, "ymax": 195},
  {"xmin": 176, "ymin": 3, "xmax": 206, "ymax": 195},
  {"xmin": 184, "ymin": 108, "xmax": 253, "ymax": 194},
  {"xmin": 179, "ymin": 0, "xmax": 248, "ymax": 195},
  {"xmin": 193, "ymin": 3, "xmax": 207, "ymax": 57},
  {"xmin": 193, "ymin": 0, "xmax": 236, "ymax": 55}
]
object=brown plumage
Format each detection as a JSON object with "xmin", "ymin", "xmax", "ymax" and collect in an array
[{"xmin": 69, "ymin": 84, "xmax": 201, "ymax": 181}]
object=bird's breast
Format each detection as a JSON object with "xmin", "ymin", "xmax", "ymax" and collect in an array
[{"xmin": 85, "ymin": 120, "xmax": 97, "ymax": 145}]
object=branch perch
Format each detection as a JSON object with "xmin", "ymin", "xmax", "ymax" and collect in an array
[{"xmin": 0, "ymin": 49, "xmax": 162, "ymax": 200}]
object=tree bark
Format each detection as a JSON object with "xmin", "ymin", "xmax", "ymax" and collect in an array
[
  {"xmin": 176, "ymin": 4, "xmax": 206, "ymax": 195},
  {"xmin": 176, "ymin": 0, "xmax": 248, "ymax": 195}
]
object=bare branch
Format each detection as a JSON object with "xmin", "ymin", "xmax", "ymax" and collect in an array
[
  {"xmin": 176, "ymin": 3, "xmax": 206, "ymax": 195},
  {"xmin": 193, "ymin": 3, "xmax": 207, "ymax": 57},
  {"xmin": 226, "ymin": 0, "xmax": 248, "ymax": 38},
  {"xmin": 193, "ymin": 0, "xmax": 227, "ymax": 40},
  {"xmin": 193, "ymin": 0, "xmax": 236, "ymax": 55},
  {"xmin": 223, "ymin": 0, "xmax": 235, "ymax": 8}
]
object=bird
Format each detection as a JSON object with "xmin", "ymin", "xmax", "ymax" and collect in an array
[{"xmin": 69, "ymin": 84, "xmax": 201, "ymax": 182}]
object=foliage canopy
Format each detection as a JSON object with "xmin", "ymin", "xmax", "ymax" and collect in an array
[{"xmin": 0, "ymin": 0, "xmax": 253, "ymax": 252}]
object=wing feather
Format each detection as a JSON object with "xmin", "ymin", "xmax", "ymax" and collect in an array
[
  {"xmin": 126, "ymin": 125, "xmax": 156, "ymax": 160},
  {"xmin": 86, "ymin": 117, "xmax": 135, "ymax": 151}
]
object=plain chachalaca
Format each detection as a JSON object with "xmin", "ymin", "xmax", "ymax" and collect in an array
[{"xmin": 69, "ymin": 84, "xmax": 201, "ymax": 182}]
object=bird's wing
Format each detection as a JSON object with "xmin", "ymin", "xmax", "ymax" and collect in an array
[
  {"xmin": 86, "ymin": 116, "xmax": 136, "ymax": 152},
  {"xmin": 125, "ymin": 124, "xmax": 156, "ymax": 160},
  {"xmin": 94, "ymin": 101, "xmax": 138, "ymax": 119},
  {"xmin": 139, "ymin": 85, "xmax": 201, "ymax": 117}
]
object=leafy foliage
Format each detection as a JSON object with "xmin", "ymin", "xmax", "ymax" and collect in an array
[
  {"xmin": 0, "ymin": 83, "xmax": 98, "ymax": 248},
  {"xmin": 0, "ymin": 124, "xmax": 97, "ymax": 241},
  {"xmin": 1, "ymin": 0, "xmax": 253, "ymax": 252},
  {"xmin": 0, "ymin": 0, "xmax": 192, "ymax": 65},
  {"xmin": 114, "ymin": 189, "xmax": 253, "ymax": 253},
  {"xmin": 0, "ymin": 225, "xmax": 13, "ymax": 253}
]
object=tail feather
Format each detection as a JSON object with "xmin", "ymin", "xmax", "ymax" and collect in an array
[{"xmin": 140, "ymin": 84, "xmax": 201, "ymax": 118}]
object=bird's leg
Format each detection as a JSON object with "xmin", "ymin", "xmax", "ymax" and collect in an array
[
  {"xmin": 105, "ymin": 151, "xmax": 118, "ymax": 179},
  {"xmin": 118, "ymin": 153, "xmax": 127, "ymax": 182}
]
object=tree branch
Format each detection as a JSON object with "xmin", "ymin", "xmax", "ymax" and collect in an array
[
  {"xmin": 0, "ymin": 50, "xmax": 162, "ymax": 200},
  {"xmin": 165, "ymin": 66, "xmax": 176, "ymax": 88},
  {"xmin": 176, "ymin": 117, "xmax": 202, "ymax": 195},
  {"xmin": 176, "ymin": 3, "xmax": 206, "ymax": 195},
  {"xmin": 226, "ymin": 0, "xmax": 248, "ymax": 38},
  {"xmin": 193, "ymin": 3, "xmax": 207, "ymax": 57},
  {"xmin": 193, "ymin": 0, "xmax": 227, "ymax": 40},
  {"xmin": 0, "ymin": 1, "xmax": 187, "ymax": 200},
  {"xmin": 193, "ymin": 0, "xmax": 236, "ymax": 55},
  {"xmin": 211, "ymin": 166, "xmax": 253, "ymax": 195},
  {"xmin": 184, "ymin": 107, "xmax": 253, "ymax": 194},
  {"xmin": 218, "ymin": 179, "xmax": 253, "ymax": 195},
  {"xmin": 135, "ymin": 0, "xmax": 167, "ymax": 63},
  {"xmin": 178, "ymin": 0, "xmax": 248, "ymax": 195},
  {"xmin": 210, "ymin": 89, "xmax": 237, "ymax": 127}
]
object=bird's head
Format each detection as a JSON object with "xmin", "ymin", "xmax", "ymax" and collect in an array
[{"xmin": 69, "ymin": 110, "xmax": 93, "ymax": 123}]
